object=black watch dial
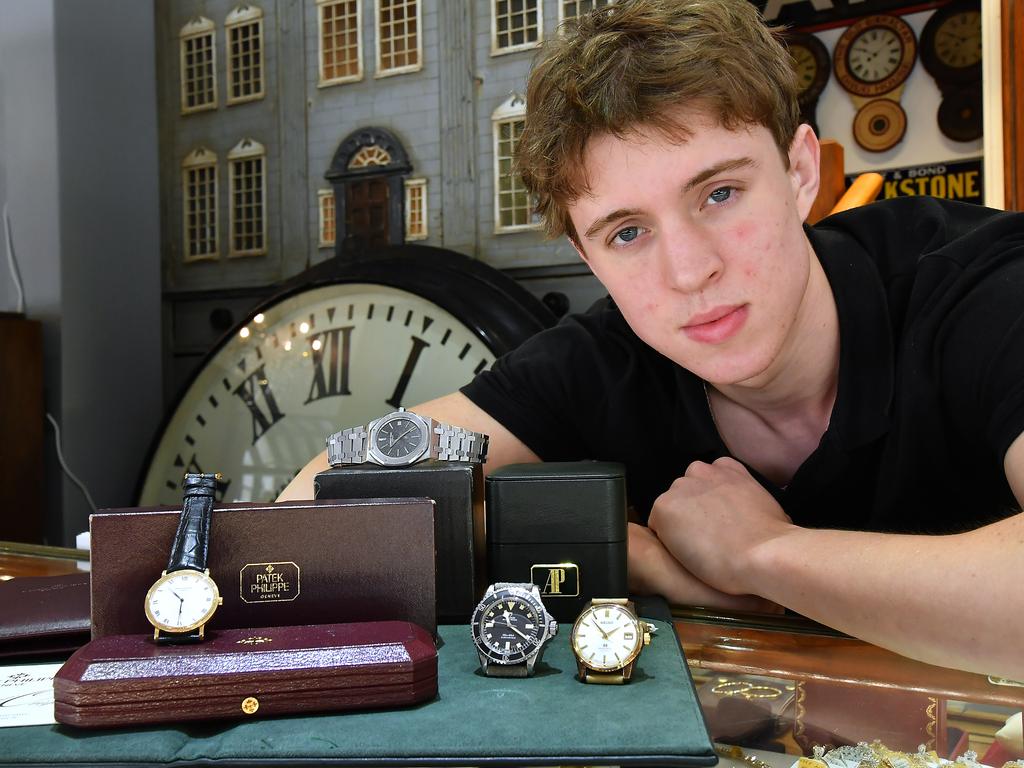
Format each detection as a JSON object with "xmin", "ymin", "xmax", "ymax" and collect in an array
[
  {"xmin": 374, "ymin": 415, "xmax": 426, "ymax": 460},
  {"xmin": 472, "ymin": 592, "xmax": 543, "ymax": 665}
]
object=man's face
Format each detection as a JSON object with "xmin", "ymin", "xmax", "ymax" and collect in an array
[{"xmin": 567, "ymin": 110, "xmax": 820, "ymax": 387}]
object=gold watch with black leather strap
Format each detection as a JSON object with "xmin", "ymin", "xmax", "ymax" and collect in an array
[{"xmin": 570, "ymin": 597, "xmax": 652, "ymax": 684}]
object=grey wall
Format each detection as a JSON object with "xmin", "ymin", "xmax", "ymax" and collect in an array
[{"xmin": 0, "ymin": 0, "xmax": 163, "ymax": 545}]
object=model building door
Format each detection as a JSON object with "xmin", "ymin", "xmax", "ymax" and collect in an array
[{"xmin": 346, "ymin": 179, "xmax": 390, "ymax": 249}]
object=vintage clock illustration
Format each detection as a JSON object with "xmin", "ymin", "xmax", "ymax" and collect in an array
[
  {"xmin": 920, "ymin": 0, "xmax": 983, "ymax": 142},
  {"xmin": 833, "ymin": 14, "xmax": 918, "ymax": 152},
  {"xmin": 137, "ymin": 247, "xmax": 555, "ymax": 506},
  {"xmin": 786, "ymin": 32, "xmax": 831, "ymax": 136}
]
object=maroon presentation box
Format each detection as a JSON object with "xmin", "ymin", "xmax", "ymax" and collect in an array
[
  {"xmin": 54, "ymin": 621, "xmax": 438, "ymax": 728},
  {"xmin": 90, "ymin": 498, "xmax": 437, "ymax": 638}
]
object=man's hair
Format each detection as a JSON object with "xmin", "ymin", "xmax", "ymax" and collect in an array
[{"xmin": 517, "ymin": 0, "xmax": 801, "ymax": 242}]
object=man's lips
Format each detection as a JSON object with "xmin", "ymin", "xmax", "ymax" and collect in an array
[{"xmin": 682, "ymin": 305, "xmax": 748, "ymax": 344}]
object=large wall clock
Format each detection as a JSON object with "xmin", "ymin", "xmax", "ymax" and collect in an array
[
  {"xmin": 137, "ymin": 246, "xmax": 556, "ymax": 506},
  {"xmin": 920, "ymin": 0, "xmax": 983, "ymax": 142},
  {"xmin": 833, "ymin": 14, "xmax": 917, "ymax": 152}
]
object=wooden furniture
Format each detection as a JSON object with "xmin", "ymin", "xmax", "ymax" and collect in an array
[
  {"xmin": 0, "ymin": 313, "xmax": 45, "ymax": 543},
  {"xmin": 807, "ymin": 140, "xmax": 885, "ymax": 226}
]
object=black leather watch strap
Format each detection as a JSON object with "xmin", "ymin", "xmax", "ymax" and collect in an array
[{"xmin": 166, "ymin": 473, "xmax": 217, "ymax": 574}]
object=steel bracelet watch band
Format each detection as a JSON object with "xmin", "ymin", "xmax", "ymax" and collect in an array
[
  {"xmin": 327, "ymin": 425, "xmax": 370, "ymax": 465},
  {"xmin": 326, "ymin": 408, "xmax": 488, "ymax": 467}
]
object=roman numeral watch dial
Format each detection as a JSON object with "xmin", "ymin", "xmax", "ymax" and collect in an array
[{"xmin": 137, "ymin": 248, "xmax": 553, "ymax": 506}]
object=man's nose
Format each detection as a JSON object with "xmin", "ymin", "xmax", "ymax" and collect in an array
[{"xmin": 658, "ymin": 227, "xmax": 724, "ymax": 293}]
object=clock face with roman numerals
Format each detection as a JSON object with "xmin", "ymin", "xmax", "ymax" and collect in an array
[{"xmin": 138, "ymin": 282, "xmax": 505, "ymax": 507}]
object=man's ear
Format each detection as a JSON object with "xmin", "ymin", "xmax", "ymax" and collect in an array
[{"xmin": 788, "ymin": 124, "xmax": 820, "ymax": 223}]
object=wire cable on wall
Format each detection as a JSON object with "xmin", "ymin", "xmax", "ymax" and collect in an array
[
  {"xmin": 46, "ymin": 413, "xmax": 98, "ymax": 515},
  {"xmin": 2, "ymin": 203, "xmax": 27, "ymax": 314}
]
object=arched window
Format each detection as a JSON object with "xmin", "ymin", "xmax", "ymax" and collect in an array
[
  {"xmin": 180, "ymin": 16, "xmax": 217, "ymax": 114},
  {"xmin": 491, "ymin": 93, "xmax": 539, "ymax": 232},
  {"xmin": 182, "ymin": 147, "xmax": 219, "ymax": 261},
  {"xmin": 227, "ymin": 138, "xmax": 267, "ymax": 257},
  {"xmin": 226, "ymin": 5, "xmax": 265, "ymax": 105}
]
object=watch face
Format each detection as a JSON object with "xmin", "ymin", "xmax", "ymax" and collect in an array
[
  {"xmin": 921, "ymin": 3, "xmax": 982, "ymax": 86},
  {"xmin": 368, "ymin": 411, "xmax": 429, "ymax": 465},
  {"xmin": 145, "ymin": 569, "xmax": 221, "ymax": 633},
  {"xmin": 849, "ymin": 27, "xmax": 903, "ymax": 82},
  {"xmin": 471, "ymin": 589, "xmax": 547, "ymax": 665},
  {"xmin": 793, "ymin": 45, "xmax": 820, "ymax": 93},
  {"xmin": 834, "ymin": 15, "xmax": 917, "ymax": 98},
  {"xmin": 138, "ymin": 283, "xmax": 499, "ymax": 505},
  {"xmin": 571, "ymin": 603, "xmax": 642, "ymax": 672},
  {"xmin": 933, "ymin": 11, "xmax": 981, "ymax": 68},
  {"xmin": 786, "ymin": 33, "xmax": 830, "ymax": 105}
]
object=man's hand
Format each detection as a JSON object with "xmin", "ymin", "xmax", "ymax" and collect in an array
[
  {"xmin": 647, "ymin": 457, "xmax": 794, "ymax": 596},
  {"xmin": 628, "ymin": 522, "xmax": 781, "ymax": 613}
]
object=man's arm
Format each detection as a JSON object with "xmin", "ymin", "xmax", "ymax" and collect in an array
[
  {"xmin": 647, "ymin": 434, "xmax": 1024, "ymax": 681},
  {"xmin": 275, "ymin": 392, "xmax": 540, "ymax": 500}
]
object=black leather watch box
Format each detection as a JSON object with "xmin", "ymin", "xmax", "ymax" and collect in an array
[
  {"xmin": 314, "ymin": 461, "xmax": 484, "ymax": 623},
  {"xmin": 486, "ymin": 461, "xmax": 628, "ymax": 622}
]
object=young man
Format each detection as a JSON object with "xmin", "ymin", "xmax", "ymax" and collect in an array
[{"xmin": 282, "ymin": 0, "xmax": 1024, "ymax": 679}]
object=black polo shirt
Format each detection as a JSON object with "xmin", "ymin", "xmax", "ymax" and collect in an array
[{"xmin": 462, "ymin": 197, "xmax": 1024, "ymax": 533}]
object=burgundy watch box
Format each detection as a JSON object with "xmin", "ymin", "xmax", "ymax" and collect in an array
[
  {"xmin": 90, "ymin": 498, "xmax": 437, "ymax": 638},
  {"xmin": 54, "ymin": 621, "xmax": 438, "ymax": 728},
  {"xmin": 0, "ymin": 572, "xmax": 90, "ymax": 659}
]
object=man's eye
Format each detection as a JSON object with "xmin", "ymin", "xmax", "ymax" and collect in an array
[
  {"xmin": 611, "ymin": 226, "xmax": 641, "ymax": 245},
  {"xmin": 707, "ymin": 187, "xmax": 733, "ymax": 205}
]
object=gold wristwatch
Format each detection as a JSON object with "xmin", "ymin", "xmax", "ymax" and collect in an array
[{"xmin": 570, "ymin": 598, "xmax": 652, "ymax": 684}]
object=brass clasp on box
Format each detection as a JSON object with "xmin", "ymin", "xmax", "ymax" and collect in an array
[
  {"xmin": 531, "ymin": 562, "xmax": 580, "ymax": 598},
  {"xmin": 241, "ymin": 696, "xmax": 260, "ymax": 715}
]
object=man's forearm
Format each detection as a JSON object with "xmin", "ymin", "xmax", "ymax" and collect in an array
[{"xmin": 748, "ymin": 512, "xmax": 1024, "ymax": 680}]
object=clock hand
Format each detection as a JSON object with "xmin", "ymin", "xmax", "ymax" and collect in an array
[{"xmin": 494, "ymin": 619, "xmax": 533, "ymax": 643}]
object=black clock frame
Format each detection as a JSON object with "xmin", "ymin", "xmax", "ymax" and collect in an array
[
  {"xmin": 920, "ymin": 0, "xmax": 982, "ymax": 87},
  {"xmin": 136, "ymin": 245, "xmax": 557, "ymax": 504},
  {"xmin": 787, "ymin": 32, "xmax": 831, "ymax": 106}
]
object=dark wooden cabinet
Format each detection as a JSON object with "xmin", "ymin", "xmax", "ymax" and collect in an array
[{"xmin": 0, "ymin": 313, "xmax": 44, "ymax": 543}]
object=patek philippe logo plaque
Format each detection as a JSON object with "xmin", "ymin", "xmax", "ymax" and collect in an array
[
  {"xmin": 531, "ymin": 563, "xmax": 580, "ymax": 598},
  {"xmin": 240, "ymin": 562, "xmax": 301, "ymax": 603}
]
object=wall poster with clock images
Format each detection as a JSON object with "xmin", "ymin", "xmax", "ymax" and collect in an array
[{"xmin": 137, "ymin": 246, "xmax": 555, "ymax": 507}]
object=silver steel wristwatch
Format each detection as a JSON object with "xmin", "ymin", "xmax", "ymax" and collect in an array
[
  {"xmin": 470, "ymin": 582, "xmax": 558, "ymax": 678},
  {"xmin": 326, "ymin": 407, "xmax": 489, "ymax": 467}
]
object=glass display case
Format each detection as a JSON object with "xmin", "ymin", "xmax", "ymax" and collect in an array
[{"xmin": 2, "ymin": 546, "xmax": 1020, "ymax": 766}]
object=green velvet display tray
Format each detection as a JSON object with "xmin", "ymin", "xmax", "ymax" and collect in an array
[{"xmin": 0, "ymin": 612, "xmax": 715, "ymax": 767}]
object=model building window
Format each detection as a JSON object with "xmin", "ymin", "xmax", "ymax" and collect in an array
[
  {"xmin": 559, "ymin": 0, "xmax": 612, "ymax": 25},
  {"xmin": 376, "ymin": 0, "xmax": 422, "ymax": 76},
  {"xmin": 182, "ymin": 148, "xmax": 219, "ymax": 261},
  {"xmin": 319, "ymin": 190, "xmax": 336, "ymax": 247},
  {"xmin": 404, "ymin": 178, "xmax": 428, "ymax": 240},
  {"xmin": 318, "ymin": 0, "xmax": 363, "ymax": 85},
  {"xmin": 492, "ymin": 94, "xmax": 539, "ymax": 232},
  {"xmin": 180, "ymin": 17, "xmax": 217, "ymax": 114},
  {"xmin": 492, "ymin": 0, "xmax": 542, "ymax": 55},
  {"xmin": 226, "ymin": 5, "xmax": 265, "ymax": 105},
  {"xmin": 228, "ymin": 139, "xmax": 267, "ymax": 257}
]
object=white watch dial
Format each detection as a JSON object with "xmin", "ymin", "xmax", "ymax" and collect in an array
[
  {"xmin": 572, "ymin": 604, "xmax": 642, "ymax": 671},
  {"xmin": 145, "ymin": 570, "xmax": 220, "ymax": 632}
]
